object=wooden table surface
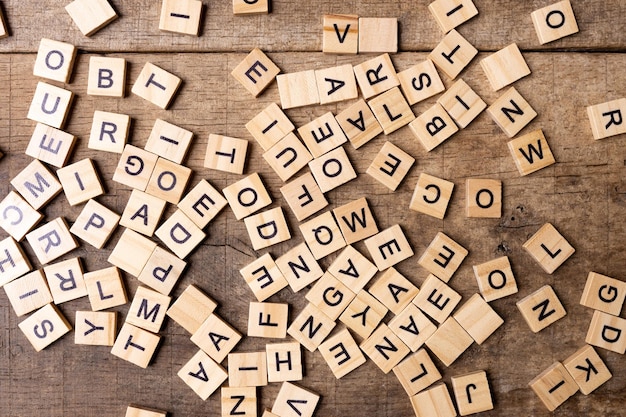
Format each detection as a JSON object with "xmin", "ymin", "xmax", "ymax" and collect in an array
[{"xmin": 1, "ymin": 1, "xmax": 626, "ymax": 416}]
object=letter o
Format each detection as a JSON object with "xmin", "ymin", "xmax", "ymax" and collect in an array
[
  {"xmin": 546, "ymin": 10, "xmax": 565, "ymax": 29},
  {"xmin": 157, "ymin": 171, "xmax": 177, "ymax": 191},
  {"xmin": 237, "ymin": 187, "xmax": 258, "ymax": 207},
  {"xmin": 45, "ymin": 50, "xmax": 65, "ymax": 70},
  {"xmin": 322, "ymin": 158, "xmax": 343, "ymax": 178},
  {"xmin": 476, "ymin": 189, "xmax": 494, "ymax": 209},
  {"xmin": 488, "ymin": 270, "xmax": 507, "ymax": 290}
]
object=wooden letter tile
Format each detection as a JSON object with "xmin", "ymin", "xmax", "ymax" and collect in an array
[
  {"xmin": 233, "ymin": 0, "xmax": 269, "ymax": 15},
  {"xmin": 586, "ymin": 98, "xmax": 626, "ymax": 140},
  {"xmin": 138, "ymin": 246, "xmax": 186, "ymax": 295},
  {"xmin": 74, "ymin": 311, "xmax": 116, "ymax": 346},
  {"xmin": 0, "ymin": 191, "xmax": 43, "ymax": 241},
  {"xmin": 473, "ymin": 256, "xmax": 518, "ymax": 302},
  {"xmin": 315, "ymin": 64, "xmax": 358, "ymax": 105},
  {"xmin": 111, "ymin": 322, "xmax": 160, "ymax": 368},
  {"xmin": 287, "ymin": 303, "xmax": 336, "ymax": 352},
  {"xmin": 26, "ymin": 217, "xmax": 77, "ymax": 265},
  {"xmin": 327, "ymin": 245, "xmax": 377, "ymax": 292},
  {"xmin": 393, "ymin": 348, "xmax": 441, "ymax": 396},
  {"xmin": 228, "ymin": 351, "xmax": 268, "ymax": 387},
  {"xmin": 204, "ymin": 134, "xmax": 248, "ymax": 175},
  {"xmin": 366, "ymin": 141, "xmax": 415, "ymax": 191},
  {"xmin": 451, "ymin": 370, "xmax": 494, "ymax": 415},
  {"xmin": 305, "ymin": 272, "xmax": 355, "ymax": 320},
  {"xmin": 246, "ymin": 102, "xmax": 295, "ymax": 151},
  {"xmin": 563, "ymin": 344, "xmax": 612, "ymax": 395},
  {"xmin": 4, "ymin": 270, "xmax": 53, "ymax": 316},
  {"xmin": 398, "ymin": 59, "xmax": 445, "ymax": 106},
  {"xmin": 437, "ymin": 78, "xmax": 486, "ymax": 128},
  {"xmin": 368, "ymin": 86, "xmax": 415, "ymax": 135},
  {"xmin": 418, "ymin": 232, "xmax": 468, "ymax": 282},
  {"xmin": 113, "ymin": 145, "xmax": 159, "ymax": 191},
  {"xmin": 18, "ymin": 303, "xmax": 71, "ymax": 352},
  {"xmin": 275, "ymin": 243, "xmax": 323, "ymax": 293},
  {"xmin": 428, "ymin": 29, "xmax": 477, "ymax": 80},
  {"xmin": 277, "ymin": 70, "xmax": 319, "ymax": 109},
  {"xmin": 131, "ymin": 62, "xmax": 181, "ymax": 109},
  {"xmin": 308, "ymin": 146, "xmax": 356, "ymax": 193},
  {"xmin": 409, "ymin": 103, "xmax": 459, "ymax": 152},
  {"xmin": 322, "ymin": 14, "xmax": 358, "ymax": 55},
  {"xmin": 364, "ymin": 224, "xmax": 413, "ymax": 271},
  {"xmin": 43, "ymin": 257, "xmax": 86, "ymax": 304},
  {"xmin": 232, "ymin": 48, "xmax": 280, "ymax": 97},
  {"xmin": 388, "ymin": 303, "xmax": 437, "ymax": 352},
  {"xmin": 339, "ymin": 290, "xmax": 387, "ymax": 339},
  {"xmin": 368, "ymin": 267, "xmax": 419, "ymax": 315},
  {"xmin": 65, "ymin": 0, "xmax": 117, "ymax": 36},
  {"xmin": 412, "ymin": 274, "xmax": 461, "ymax": 324},
  {"xmin": 361, "ymin": 323, "xmax": 410, "ymax": 374},
  {"xmin": 0, "ymin": 237, "xmax": 32, "ymax": 287},
  {"xmin": 57, "ymin": 158, "xmax": 104, "ymax": 206},
  {"xmin": 84, "ymin": 266, "xmax": 127, "ymax": 311},
  {"xmin": 244, "ymin": 207, "xmax": 291, "ymax": 251},
  {"xmin": 318, "ymin": 327, "xmax": 366, "ymax": 379},
  {"xmin": 240, "ymin": 253, "xmax": 288, "ymax": 302},
  {"xmin": 145, "ymin": 158, "xmax": 192, "ymax": 204},
  {"xmin": 531, "ymin": 0, "xmax": 579, "ymax": 45},
  {"xmin": 266, "ymin": 342, "xmax": 303, "ymax": 382},
  {"xmin": 297, "ymin": 112, "xmax": 348, "ymax": 158},
  {"xmin": 263, "ymin": 133, "xmax": 313, "ymax": 182},
  {"xmin": 191, "ymin": 313, "xmax": 242, "ymax": 363},
  {"xmin": 178, "ymin": 180, "xmax": 228, "ymax": 229},
  {"xmin": 409, "ymin": 173, "xmax": 455, "ymax": 219},
  {"xmin": 353, "ymin": 53, "xmax": 399, "ymax": 99},
  {"xmin": 223, "ymin": 173, "xmax": 272, "ymax": 220},
  {"xmin": 89, "ymin": 110, "xmax": 130, "ymax": 154},
  {"xmin": 271, "ymin": 382, "xmax": 319, "ymax": 417},
  {"xmin": 429, "ymin": 0, "xmax": 479, "ymax": 33},
  {"xmin": 87, "ymin": 56, "xmax": 126, "ymax": 97},
  {"xmin": 529, "ymin": 362, "xmax": 578, "ymax": 411},
  {"xmin": 166, "ymin": 284, "xmax": 217, "ymax": 334},
  {"xmin": 221, "ymin": 387, "xmax": 256, "ymax": 417},
  {"xmin": 580, "ymin": 271, "xmax": 626, "ymax": 316},
  {"xmin": 178, "ymin": 349, "xmax": 227, "ymax": 400},
  {"xmin": 11, "ymin": 159, "xmax": 62, "ymax": 210},
  {"xmin": 145, "ymin": 119, "xmax": 194, "ymax": 164},
  {"xmin": 120, "ymin": 189, "xmax": 167, "ymax": 237},
  {"xmin": 466, "ymin": 178, "xmax": 502, "ymax": 218},
  {"xmin": 159, "ymin": 0, "xmax": 203, "ymax": 36},
  {"xmin": 517, "ymin": 285, "xmax": 566, "ymax": 333},
  {"xmin": 488, "ymin": 86, "xmax": 537, "ymax": 138},
  {"xmin": 125, "ymin": 405, "xmax": 167, "ymax": 417},
  {"xmin": 358, "ymin": 17, "xmax": 398, "ymax": 53},
  {"xmin": 585, "ymin": 310, "xmax": 626, "ymax": 354},
  {"xmin": 155, "ymin": 209, "xmax": 205, "ymax": 259},
  {"xmin": 27, "ymin": 81, "xmax": 73, "ymax": 129},
  {"xmin": 523, "ymin": 223, "xmax": 574, "ymax": 274},
  {"xmin": 333, "ymin": 197, "xmax": 378, "ymax": 244},
  {"xmin": 26, "ymin": 123, "xmax": 76, "ymax": 168},
  {"xmin": 425, "ymin": 317, "xmax": 473, "ymax": 367},
  {"xmin": 453, "ymin": 293, "xmax": 503, "ymax": 344},
  {"xmin": 126, "ymin": 286, "xmax": 171, "ymax": 333},
  {"xmin": 299, "ymin": 211, "xmax": 346, "ymax": 260},
  {"xmin": 480, "ymin": 43, "xmax": 531, "ymax": 91},
  {"xmin": 70, "ymin": 199, "xmax": 120, "ymax": 249},
  {"xmin": 34, "ymin": 38, "xmax": 76, "ymax": 82},
  {"xmin": 108, "ymin": 228, "xmax": 157, "ymax": 276},
  {"xmin": 247, "ymin": 301, "xmax": 289, "ymax": 339},
  {"xmin": 335, "ymin": 99, "xmax": 383, "ymax": 149}
]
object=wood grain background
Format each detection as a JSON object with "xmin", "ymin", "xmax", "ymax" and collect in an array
[{"xmin": 1, "ymin": 1, "xmax": 626, "ymax": 416}]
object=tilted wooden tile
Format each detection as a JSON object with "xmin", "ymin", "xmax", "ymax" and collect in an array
[
  {"xmin": 414, "ymin": 385, "xmax": 460, "ymax": 417},
  {"xmin": 412, "ymin": 274, "xmax": 462, "ymax": 324},
  {"xmin": 131, "ymin": 62, "xmax": 181, "ymax": 109},
  {"xmin": 178, "ymin": 349, "xmax": 227, "ymax": 400},
  {"xmin": 247, "ymin": 301, "xmax": 289, "ymax": 339},
  {"xmin": 308, "ymin": 146, "xmax": 356, "ymax": 193},
  {"xmin": 244, "ymin": 207, "xmax": 291, "ymax": 251},
  {"xmin": 333, "ymin": 197, "xmax": 378, "ymax": 244},
  {"xmin": 263, "ymin": 133, "xmax": 313, "ymax": 182},
  {"xmin": 453, "ymin": 293, "xmax": 503, "ymax": 344},
  {"xmin": 480, "ymin": 43, "xmax": 531, "ymax": 91},
  {"xmin": 277, "ymin": 70, "xmax": 320, "ymax": 109},
  {"xmin": 487, "ymin": 86, "xmax": 537, "ymax": 138},
  {"xmin": 429, "ymin": 0, "xmax": 478, "ymax": 33},
  {"xmin": 409, "ymin": 173, "xmax": 455, "ymax": 220},
  {"xmin": 178, "ymin": 179, "xmax": 228, "ymax": 229},
  {"xmin": 159, "ymin": 0, "xmax": 203, "ymax": 36},
  {"xmin": 339, "ymin": 290, "xmax": 388, "ymax": 339},
  {"xmin": 299, "ymin": 211, "xmax": 346, "ymax": 260},
  {"xmin": 287, "ymin": 303, "xmax": 336, "ymax": 352},
  {"xmin": 11, "ymin": 159, "xmax": 62, "ymax": 210},
  {"xmin": 580, "ymin": 271, "xmax": 626, "ymax": 316},
  {"xmin": 437, "ymin": 78, "xmax": 486, "ymax": 128},
  {"xmin": 113, "ymin": 145, "xmax": 159, "ymax": 191},
  {"xmin": 145, "ymin": 119, "xmax": 194, "ymax": 164},
  {"xmin": 84, "ymin": 266, "xmax": 127, "ymax": 311},
  {"xmin": 361, "ymin": 323, "xmax": 410, "ymax": 374},
  {"xmin": 18, "ymin": 303, "xmax": 71, "ymax": 352},
  {"xmin": 0, "ymin": 237, "xmax": 32, "ymax": 288},
  {"xmin": 586, "ymin": 98, "xmax": 626, "ymax": 140},
  {"xmin": 275, "ymin": 242, "xmax": 323, "ymax": 293},
  {"xmin": 336, "ymin": 98, "xmax": 383, "ymax": 149},
  {"xmin": 585, "ymin": 310, "xmax": 626, "ymax": 354},
  {"xmin": 531, "ymin": 0, "xmax": 579, "ymax": 45},
  {"xmin": 166, "ymin": 284, "xmax": 217, "ymax": 334},
  {"xmin": 233, "ymin": 0, "xmax": 268, "ymax": 15},
  {"xmin": 89, "ymin": 110, "xmax": 130, "ymax": 154},
  {"xmin": 155, "ymin": 209, "xmax": 205, "ymax": 259},
  {"xmin": 322, "ymin": 14, "xmax": 358, "ymax": 54},
  {"xmin": 366, "ymin": 141, "xmax": 415, "ymax": 191},
  {"xmin": 516, "ymin": 285, "xmax": 566, "ymax": 333},
  {"xmin": 145, "ymin": 157, "xmax": 192, "ymax": 204},
  {"xmin": 120, "ymin": 189, "xmax": 167, "ymax": 237},
  {"xmin": 428, "ymin": 29, "xmax": 477, "ymax": 79},
  {"xmin": 318, "ymin": 327, "xmax": 366, "ymax": 379},
  {"xmin": 563, "ymin": 344, "xmax": 612, "ymax": 395},
  {"xmin": 125, "ymin": 405, "xmax": 167, "ymax": 417},
  {"xmin": 368, "ymin": 86, "xmax": 415, "ymax": 135},
  {"xmin": 398, "ymin": 59, "xmax": 445, "ymax": 106},
  {"xmin": 138, "ymin": 246, "xmax": 186, "ymax": 296},
  {"xmin": 266, "ymin": 342, "xmax": 303, "ymax": 382},
  {"xmin": 451, "ymin": 370, "xmax": 494, "ymax": 416},
  {"xmin": 27, "ymin": 81, "xmax": 73, "ymax": 129},
  {"xmin": 393, "ymin": 348, "xmax": 441, "ymax": 396},
  {"xmin": 358, "ymin": 17, "xmax": 398, "ymax": 53},
  {"xmin": 418, "ymin": 232, "xmax": 468, "ymax": 282},
  {"xmin": 204, "ymin": 134, "xmax": 248, "ymax": 175},
  {"xmin": 271, "ymin": 382, "xmax": 319, "ymax": 417},
  {"xmin": 232, "ymin": 48, "xmax": 280, "ymax": 97},
  {"xmin": 4, "ymin": 270, "xmax": 53, "ymax": 316},
  {"xmin": 65, "ymin": 0, "xmax": 117, "ymax": 36},
  {"xmin": 111, "ymin": 322, "xmax": 161, "ymax": 369},
  {"xmin": 425, "ymin": 316, "xmax": 473, "ymax": 367},
  {"xmin": 74, "ymin": 311, "xmax": 116, "ymax": 346},
  {"xmin": 228, "ymin": 351, "xmax": 268, "ymax": 387},
  {"xmin": 191, "ymin": 313, "xmax": 242, "ymax": 363},
  {"xmin": 305, "ymin": 272, "xmax": 355, "ymax": 320},
  {"xmin": 409, "ymin": 102, "xmax": 459, "ymax": 152},
  {"xmin": 466, "ymin": 178, "xmax": 502, "ymax": 218},
  {"xmin": 368, "ymin": 267, "xmax": 419, "ymax": 315},
  {"xmin": 240, "ymin": 253, "xmax": 288, "ymax": 302},
  {"xmin": 43, "ymin": 257, "xmax": 86, "ymax": 305},
  {"xmin": 108, "ymin": 228, "xmax": 157, "ymax": 277},
  {"xmin": 26, "ymin": 123, "xmax": 76, "ymax": 168},
  {"xmin": 364, "ymin": 224, "xmax": 413, "ymax": 271},
  {"xmin": 246, "ymin": 102, "xmax": 295, "ymax": 151},
  {"xmin": 529, "ymin": 362, "xmax": 578, "ymax": 411},
  {"xmin": 297, "ymin": 112, "xmax": 347, "ymax": 158},
  {"xmin": 33, "ymin": 38, "xmax": 76, "ymax": 83},
  {"xmin": 328, "ymin": 245, "xmax": 377, "ymax": 293},
  {"xmin": 0, "ymin": 191, "xmax": 43, "ymax": 241},
  {"xmin": 57, "ymin": 158, "xmax": 104, "ymax": 206},
  {"xmin": 87, "ymin": 56, "xmax": 126, "ymax": 97},
  {"xmin": 126, "ymin": 286, "xmax": 171, "ymax": 333},
  {"xmin": 523, "ymin": 223, "xmax": 574, "ymax": 274},
  {"xmin": 26, "ymin": 217, "xmax": 77, "ymax": 265},
  {"xmin": 473, "ymin": 256, "xmax": 518, "ymax": 302},
  {"xmin": 388, "ymin": 303, "xmax": 437, "ymax": 352},
  {"xmin": 69, "ymin": 199, "xmax": 120, "ymax": 249},
  {"xmin": 223, "ymin": 173, "xmax": 272, "ymax": 220},
  {"xmin": 280, "ymin": 172, "xmax": 328, "ymax": 222},
  {"xmin": 353, "ymin": 53, "xmax": 399, "ymax": 99},
  {"xmin": 315, "ymin": 64, "xmax": 358, "ymax": 105}
]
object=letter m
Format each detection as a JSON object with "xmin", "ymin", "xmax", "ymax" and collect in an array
[
  {"xmin": 137, "ymin": 299, "xmax": 161, "ymax": 323},
  {"xmin": 24, "ymin": 172, "xmax": 50, "ymax": 197}
]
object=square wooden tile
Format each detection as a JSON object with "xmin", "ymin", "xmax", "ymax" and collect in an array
[
  {"xmin": 366, "ymin": 141, "xmax": 415, "ymax": 191},
  {"xmin": 409, "ymin": 102, "xmax": 459, "ymax": 152},
  {"xmin": 453, "ymin": 293, "xmax": 503, "ymax": 344},
  {"xmin": 113, "ymin": 145, "xmax": 159, "ymax": 191},
  {"xmin": 145, "ymin": 119, "xmax": 194, "ymax": 164},
  {"xmin": 271, "ymin": 382, "xmax": 319, "ymax": 417},
  {"xmin": 228, "ymin": 351, "xmax": 268, "ymax": 387},
  {"xmin": 131, "ymin": 62, "xmax": 181, "ymax": 109},
  {"xmin": 204, "ymin": 134, "xmax": 248, "ymax": 175},
  {"xmin": 360, "ymin": 323, "xmax": 410, "ymax": 373},
  {"xmin": 247, "ymin": 301, "xmax": 289, "ymax": 339},
  {"xmin": 263, "ymin": 133, "xmax": 312, "ymax": 182},
  {"xmin": 0, "ymin": 237, "xmax": 32, "ymax": 288},
  {"xmin": 84, "ymin": 266, "xmax": 127, "ymax": 311},
  {"xmin": 26, "ymin": 217, "xmax": 77, "ymax": 265},
  {"xmin": 18, "ymin": 303, "xmax": 71, "ymax": 352},
  {"xmin": 424, "ymin": 317, "xmax": 473, "ymax": 367},
  {"xmin": 488, "ymin": 87, "xmax": 537, "ymax": 138},
  {"xmin": 412, "ymin": 274, "xmax": 461, "ymax": 324},
  {"xmin": 580, "ymin": 271, "xmax": 626, "ymax": 316},
  {"xmin": 223, "ymin": 173, "xmax": 272, "ymax": 220},
  {"xmin": 275, "ymin": 243, "xmax": 323, "ymax": 293},
  {"xmin": 466, "ymin": 178, "xmax": 502, "ymax": 218},
  {"xmin": 429, "ymin": 0, "xmax": 478, "ymax": 33},
  {"xmin": 240, "ymin": 253, "xmax": 289, "ymax": 302},
  {"xmin": 480, "ymin": 43, "xmax": 531, "ymax": 91},
  {"xmin": 280, "ymin": 172, "xmax": 328, "ymax": 221},
  {"xmin": 266, "ymin": 342, "xmax": 302, "ymax": 382},
  {"xmin": 393, "ymin": 348, "xmax": 441, "ymax": 396},
  {"xmin": 364, "ymin": 224, "xmax": 413, "ymax": 271},
  {"xmin": 27, "ymin": 82, "xmax": 73, "ymax": 129},
  {"xmin": 108, "ymin": 228, "xmax": 157, "ymax": 277},
  {"xmin": 389, "ymin": 303, "xmax": 437, "ymax": 352},
  {"xmin": 305, "ymin": 272, "xmax": 355, "ymax": 320},
  {"xmin": 126, "ymin": 286, "xmax": 171, "ymax": 333},
  {"xmin": 65, "ymin": 0, "xmax": 117, "ymax": 36},
  {"xmin": 26, "ymin": 123, "xmax": 76, "ymax": 168},
  {"xmin": 398, "ymin": 59, "xmax": 445, "ymax": 105},
  {"xmin": 120, "ymin": 189, "xmax": 167, "ymax": 236},
  {"xmin": 529, "ymin": 362, "xmax": 578, "ymax": 411},
  {"xmin": 111, "ymin": 322, "xmax": 160, "ymax": 369},
  {"xmin": 563, "ymin": 344, "xmax": 611, "ymax": 395},
  {"xmin": 531, "ymin": 0, "xmax": 579, "ymax": 45},
  {"xmin": 11, "ymin": 159, "xmax": 62, "ymax": 210},
  {"xmin": 166, "ymin": 285, "xmax": 217, "ymax": 334},
  {"xmin": 178, "ymin": 349, "xmax": 227, "ymax": 400},
  {"xmin": 308, "ymin": 146, "xmax": 356, "ymax": 193},
  {"xmin": 418, "ymin": 232, "xmax": 468, "ymax": 282},
  {"xmin": 368, "ymin": 267, "xmax": 419, "ymax": 315},
  {"xmin": 327, "ymin": 245, "xmax": 377, "ymax": 293},
  {"xmin": 277, "ymin": 70, "xmax": 319, "ymax": 109},
  {"xmin": 89, "ymin": 111, "xmax": 130, "ymax": 154},
  {"xmin": 322, "ymin": 14, "xmax": 358, "ymax": 54},
  {"xmin": 318, "ymin": 327, "xmax": 366, "ymax": 379},
  {"xmin": 178, "ymin": 179, "xmax": 228, "ymax": 229},
  {"xmin": 0, "ymin": 191, "xmax": 43, "ymax": 241},
  {"xmin": 523, "ymin": 223, "xmax": 574, "ymax": 274},
  {"xmin": 516, "ymin": 285, "xmax": 566, "ymax": 333},
  {"xmin": 339, "ymin": 290, "xmax": 388, "ymax": 339},
  {"xmin": 315, "ymin": 64, "xmax": 358, "ymax": 105},
  {"xmin": 428, "ymin": 29, "xmax": 477, "ymax": 79},
  {"xmin": 246, "ymin": 102, "xmax": 294, "ymax": 151},
  {"xmin": 297, "ymin": 112, "xmax": 347, "ymax": 158},
  {"xmin": 368, "ymin": 86, "xmax": 415, "ymax": 135},
  {"xmin": 57, "ymin": 158, "xmax": 104, "ymax": 206},
  {"xmin": 232, "ymin": 48, "xmax": 280, "ymax": 97},
  {"xmin": 585, "ymin": 310, "xmax": 626, "ymax": 354},
  {"xmin": 451, "ymin": 370, "xmax": 494, "ymax": 415},
  {"xmin": 335, "ymin": 99, "xmax": 383, "ymax": 149},
  {"xmin": 409, "ymin": 173, "xmax": 455, "ymax": 220},
  {"xmin": 87, "ymin": 56, "xmax": 126, "ymax": 97},
  {"xmin": 333, "ymin": 197, "xmax": 378, "ymax": 245},
  {"xmin": 358, "ymin": 17, "xmax": 398, "ymax": 53},
  {"xmin": 191, "ymin": 313, "xmax": 242, "ymax": 363},
  {"xmin": 233, "ymin": 0, "xmax": 269, "ymax": 15},
  {"xmin": 287, "ymin": 303, "xmax": 336, "ymax": 352},
  {"xmin": 74, "ymin": 311, "xmax": 116, "ymax": 346},
  {"xmin": 70, "ymin": 199, "xmax": 120, "ymax": 248},
  {"xmin": 410, "ymin": 383, "xmax": 457, "ymax": 417},
  {"xmin": 155, "ymin": 209, "xmax": 205, "ymax": 259},
  {"xmin": 299, "ymin": 211, "xmax": 346, "ymax": 260},
  {"xmin": 473, "ymin": 256, "xmax": 518, "ymax": 302},
  {"xmin": 587, "ymin": 98, "xmax": 626, "ymax": 140},
  {"xmin": 43, "ymin": 257, "xmax": 87, "ymax": 304},
  {"xmin": 437, "ymin": 78, "xmax": 486, "ymax": 128},
  {"xmin": 159, "ymin": 0, "xmax": 203, "ymax": 36},
  {"xmin": 353, "ymin": 53, "xmax": 399, "ymax": 99},
  {"xmin": 4, "ymin": 270, "xmax": 53, "ymax": 317}
]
